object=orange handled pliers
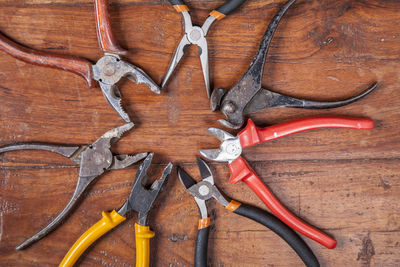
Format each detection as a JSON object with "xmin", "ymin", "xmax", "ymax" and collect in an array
[
  {"xmin": 162, "ymin": 0, "xmax": 247, "ymax": 97},
  {"xmin": 201, "ymin": 116, "xmax": 374, "ymax": 249},
  {"xmin": 59, "ymin": 153, "xmax": 172, "ymax": 267}
]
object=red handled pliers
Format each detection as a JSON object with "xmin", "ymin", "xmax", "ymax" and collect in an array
[{"xmin": 200, "ymin": 116, "xmax": 374, "ymax": 249}]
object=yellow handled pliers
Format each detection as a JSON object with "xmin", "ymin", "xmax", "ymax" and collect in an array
[{"xmin": 59, "ymin": 153, "xmax": 173, "ymax": 267}]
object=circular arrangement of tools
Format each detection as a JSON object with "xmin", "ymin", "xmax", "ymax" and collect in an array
[{"xmin": 0, "ymin": 0, "xmax": 383, "ymax": 266}]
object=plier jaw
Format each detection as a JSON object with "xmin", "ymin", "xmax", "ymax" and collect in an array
[{"xmin": 117, "ymin": 153, "xmax": 173, "ymax": 225}]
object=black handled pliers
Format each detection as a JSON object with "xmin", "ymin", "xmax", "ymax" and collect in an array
[
  {"xmin": 211, "ymin": 0, "xmax": 378, "ymax": 129},
  {"xmin": 177, "ymin": 158, "xmax": 320, "ymax": 267},
  {"xmin": 0, "ymin": 123, "xmax": 147, "ymax": 250},
  {"xmin": 162, "ymin": 0, "xmax": 247, "ymax": 97}
]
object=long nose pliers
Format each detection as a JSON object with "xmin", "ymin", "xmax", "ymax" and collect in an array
[
  {"xmin": 178, "ymin": 158, "xmax": 320, "ymax": 267},
  {"xmin": 210, "ymin": 0, "xmax": 378, "ymax": 129},
  {"xmin": 200, "ymin": 116, "xmax": 374, "ymax": 249},
  {"xmin": 60, "ymin": 153, "xmax": 172, "ymax": 267},
  {"xmin": 162, "ymin": 0, "xmax": 247, "ymax": 97},
  {"xmin": 0, "ymin": 0, "xmax": 160, "ymax": 123},
  {"xmin": 0, "ymin": 123, "xmax": 148, "ymax": 250}
]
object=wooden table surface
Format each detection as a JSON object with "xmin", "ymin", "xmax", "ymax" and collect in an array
[{"xmin": 1, "ymin": 0, "xmax": 399, "ymax": 266}]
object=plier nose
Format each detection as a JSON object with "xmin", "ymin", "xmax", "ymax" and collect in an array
[{"xmin": 162, "ymin": 0, "xmax": 247, "ymax": 98}]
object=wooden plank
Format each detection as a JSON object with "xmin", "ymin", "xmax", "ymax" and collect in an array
[{"xmin": 0, "ymin": 0, "xmax": 399, "ymax": 266}]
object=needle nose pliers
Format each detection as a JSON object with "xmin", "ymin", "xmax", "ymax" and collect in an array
[
  {"xmin": 210, "ymin": 0, "xmax": 378, "ymax": 129},
  {"xmin": 0, "ymin": 123, "xmax": 148, "ymax": 250},
  {"xmin": 200, "ymin": 116, "xmax": 374, "ymax": 249},
  {"xmin": 162, "ymin": 0, "xmax": 247, "ymax": 97},
  {"xmin": 0, "ymin": 0, "xmax": 160, "ymax": 123},
  {"xmin": 178, "ymin": 158, "xmax": 320, "ymax": 267},
  {"xmin": 60, "ymin": 153, "xmax": 172, "ymax": 267}
]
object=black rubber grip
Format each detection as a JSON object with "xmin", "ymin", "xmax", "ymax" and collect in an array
[
  {"xmin": 168, "ymin": 0, "xmax": 185, "ymax": 5},
  {"xmin": 194, "ymin": 226, "xmax": 210, "ymax": 267},
  {"xmin": 216, "ymin": 0, "xmax": 246, "ymax": 15},
  {"xmin": 234, "ymin": 204, "xmax": 320, "ymax": 267}
]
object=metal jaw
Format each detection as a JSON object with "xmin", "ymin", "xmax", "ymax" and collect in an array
[
  {"xmin": 12, "ymin": 123, "xmax": 147, "ymax": 250},
  {"xmin": 92, "ymin": 54, "xmax": 161, "ymax": 122},
  {"xmin": 117, "ymin": 153, "xmax": 173, "ymax": 226},
  {"xmin": 177, "ymin": 158, "xmax": 230, "ymax": 219},
  {"xmin": 162, "ymin": 11, "xmax": 215, "ymax": 98},
  {"xmin": 210, "ymin": 0, "xmax": 377, "ymax": 129},
  {"xmin": 199, "ymin": 128, "xmax": 242, "ymax": 163}
]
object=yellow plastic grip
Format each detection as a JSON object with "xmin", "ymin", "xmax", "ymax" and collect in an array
[
  {"xmin": 59, "ymin": 210, "xmax": 126, "ymax": 267},
  {"xmin": 135, "ymin": 223, "xmax": 155, "ymax": 267}
]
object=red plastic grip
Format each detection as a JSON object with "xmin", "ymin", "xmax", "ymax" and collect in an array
[
  {"xmin": 239, "ymin": 117, "xmax": 374, "ymax": 148},
  {"xmin": 229, "ymin": 157, "xmax": 337, "ymax": 249}
]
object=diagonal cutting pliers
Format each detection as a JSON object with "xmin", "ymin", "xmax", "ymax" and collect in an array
[
  {"xmin": 200, "ymin": 116, "xmax": 375, "ymax": 249},
  {"xmin": 0, "ymin": 0, "xmax": 160, "ymax": 123},
  {"xmin": 210, "ymin": 0, "xmax": 378, "ymax": 129},
  {"xmin": 178, "ymin": 158, "xmax": 320, "ymax": 267},
  {"xmin": 59, "ymin": 153, "xmax": 172, "ymax": 267},
  {"xmin": 0, "ymin": 123, "xmax": 148, "ymax": 250},
  {"xmin": 162, "ymin": 0, "xmax": 247, "ymax": 97}
]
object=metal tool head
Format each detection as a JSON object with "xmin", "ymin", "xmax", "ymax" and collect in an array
[
  {"xmin": 200, "ymin": 128, "xmax": 242, "ymax": 163},
  {"xmin": 93, "ymin": 55, "xmax": 160, "ymax": 122},
  {"xmin": 209, "ymin": 0, "xmax": 297, "ymax": 129},
  {"xmin": 117, "ymin": 153, "xmax": 173, "ymax": 225},
  {"xmin": 78, "ymin": 123, "xmax": 136, "ymax": 178},
  {"xmin": 162, "ymin": 14, "xmax": 212, "ymax": 97},
  {"xmin": 177, "ymin": 158, "xmax": 229, "ymax": 218}
]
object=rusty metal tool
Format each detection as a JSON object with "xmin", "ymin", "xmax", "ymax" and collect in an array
[
  {"xmin": 0, "ymin": 0, "xmax": 160, "ymax": 123},
  {"xmin": 60, "ymin": 153, "xmax": 172, "ymax": 267},
  {"xmin": 200, "ymin": 116, "xmax": 375, "ymax": 249},
  {"xmin": 178, "ymin": 158, "xmax": 319, "ymax": 267},
  {"xmin": 210, "ymin": 0, "xmax": 378, "ymax": 129},
  {"xmin": 162, "ymin": 0, "xmax": 247, "ymax": 97},
  {"xmin": 0, "ymin": 123, "xmax": 148, "ymax": 250}
]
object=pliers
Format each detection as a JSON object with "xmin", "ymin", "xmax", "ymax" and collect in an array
[
  {"xmin": 162, "ymin": 0, "xmax": 247, "ymax": 97},
  {"xmin": 0, "ymin": 0, "xmax": 160, "ymax": 123},
  {"xmin": 200, "ymin": 116, "xmax": 375, "ymax": 249},
  {"xmin": 177, "ymin": 158, "xmax": 319, "ymax": 267},
  {"xmin": 210, "ymin": 0, "xmax": 378, "ymax": 129},
  {"xmin": 59, "ymin": 153, "xmax": 172, "ymax": 267},
  {"xmin": 0, "ymin": 123, "xmax": 147, "ymax": 250}
]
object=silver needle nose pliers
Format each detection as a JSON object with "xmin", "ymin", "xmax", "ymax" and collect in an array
[
  {"xmin": 210, "ymin": 0, "xmax": 378, "ymax": 129},
  {"xmin": 178, "ymin": 158, "xmax": 319, "ymax": 267},
  {"xmin": 0, "ymin": 0, "xmax": 160, "ymax": 123},
  {"xmin": 162, "ymin": 0, "xmax": 247, "ymax": 97},
  {"xmin": 0, "ymin": 123, "xmax": 147, "ymax": 250}
]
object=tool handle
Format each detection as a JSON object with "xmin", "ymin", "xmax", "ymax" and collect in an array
[
  {"xmin": 229, "ymin": 157, "xmax": 337, "ymax": 249},
  {"xmin": 0, "ymin": 32, "xmax": 95, "ymax": 87},
  {"xmin": 210, "ymin": 0, "xmax": 246, "ymax": 20},
  {"xmin": 59, "ymin": 210, "xmax": 126, "ymax": 267},
  {"xmin": 239, "ymin": 117, "xmax": 374, "ymax": 148},
  {"xmin": 226, "ymin": 201, "xmax": 319, "ymax": 267},
  {"xmin": 194, "ymin": 218, "xmax": 210, "ymax": 267},
  {"xmin": 135, "ymin": 223, "xmax": 155, "ymax": 267},
  {"xmin": 168, "ymin": 0, "xmax": 190, "ymax": 12},
  {"xmin": 94, "ymin": 0, "xmax": 128, "ymax": 55}
]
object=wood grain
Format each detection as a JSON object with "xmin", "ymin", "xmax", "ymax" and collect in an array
[{"xmin": 0, "ymin": 0, "xmax": 399, "ymax": 266}]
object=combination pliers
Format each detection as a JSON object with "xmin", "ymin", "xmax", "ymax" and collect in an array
[
  {"xmin": 162, "ymin": 0, "xmax": 247, "ymax": 97},
  {"xmin": 0, "ymin": 123, "xmax": 147, "ymax": 250},
  {"xmin": 178, "ymin": 158, "xmax": 320, "ymax": 267},
  {"xmin": 201, "ymin": 116, "xmax": 374, "ymax": 249},
  {"xmin": 210, "ymin": 0, "xmax": 378, "ymax": 129},
  {"xmin": 60, "ymin": 153, "xmax": 172, "ymax": 267},
  {"xmin": 0, "ymin": 0, "xmax": 160, "ymax": 123}
]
